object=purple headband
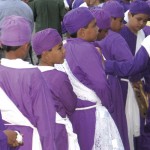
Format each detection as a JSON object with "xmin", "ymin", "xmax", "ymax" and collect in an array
[
  {"xmin": 91, "ymin": 9, "xmax": 111, "ymax": 29},
  {"xmin": 0, "ymin": 15, "xmax": 31, "ymax": 46},
  {"xmin": 63, "ymin": 7, "xmax": 95, "ymax": 34},
  {"xmin": 103, "ymin": 0, "xmax": 124, "ymax": 18},
  {"xmin": 32, "ymin": 28, "xmax": 62, "ymax": 55},
  {"xmin": 129, "ymin": 1, "xmax": 150, "ymax": 15}
]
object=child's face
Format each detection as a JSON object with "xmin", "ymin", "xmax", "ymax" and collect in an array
[
  {"xmin": 47, "ymin": 42, "xmax": 65, "ymax": 65},
  {"xmin": 128, "ymin": 13, "xmax": 149, "ymax": 33},
  {"xmin": 83, "ymin": 19, "xmax": 99, "ymax": 42},
  {"xmin": 111, "ymin": 17, "xmax": 123, "ymax": 32}
]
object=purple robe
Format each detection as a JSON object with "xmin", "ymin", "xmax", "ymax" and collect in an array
[
  {"xmin": 120, "ymin": 23, "xmax": 150, "ymax": 150},
  {"xmin": 95, "ymin": 30, "xmax": 133, "ymax": 150},
  {"xmin": 0, "ymin": 65, "xmax": 56, "ymax": 150},
  {"xmin": 64, "ymin": 37, "xmax": 113, "ymax": 150},
  {"xmin": 41, "ymin": 69, "xmax": 77, "ymax": 150},
  {"xmin": 0, "ymin": 111, "xmax": 7, "ymax": 150}
]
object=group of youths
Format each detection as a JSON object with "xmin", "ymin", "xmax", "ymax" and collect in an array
[{"xmin": 0, "ymin": 0, "xmax": 150, "ymax": 150}]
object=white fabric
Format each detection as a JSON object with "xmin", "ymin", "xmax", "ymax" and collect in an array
[
  {"xmin": 79, "ymin": 2, "xmax": 88, "ymax": 7},
  {"xmin": 37, "ymin": 66, "xmax": 55, "ymax": 72},
  {"xmin": 135, "ymin": 29, "xmax": 145, "ymax": 54},
  {"xmin": 1, "ymin": 58, "xmax": 36, "ymax": 69},
  {"xmin": 56, "ymin": 60, "xmax": 124, "ymax": 150},
  {"xmin": 56, "ymin": 113, "xmax": 80, "ymax": 150},
  {"xmin": 141, "ymin": 35, "xmax": 150, "ymax": 57},
  {"xmin": 124, "ymin": 10, "xmax": 129, "ymax": 23},
  {"xmin": 0, "ymin": 87, "xmax": 42, "ymax": 150},
  {"xmin": 63, "ymin": 0, "xmax": 69, "ymax": 9},
  {"xmin": 121, "ymin": 78, "xmax": 140, "ymax": 150}
]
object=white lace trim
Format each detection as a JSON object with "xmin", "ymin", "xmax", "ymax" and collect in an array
[
  {"xmin": 56, "ymin": 60, "xmax": 124, "ymax": 150},
  {"xmin": 37, "ymin": 66, "xmax": 55, "ymax": 72}
]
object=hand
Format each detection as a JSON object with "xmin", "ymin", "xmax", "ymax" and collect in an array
[{"xmin": 3, "ymin": 130, "xmax": 20, "ymax": 147}]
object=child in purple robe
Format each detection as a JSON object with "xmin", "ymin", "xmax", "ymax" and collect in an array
[
  {"xmin": 91, "ymin": 6, "xmax": 131, "ymax": 150},
  {"xmin": 0, "ymin": 15, "xmax": 56, "ymax": 150},
  {"xmin": 62, "ymin": 7, "xmax": 124, "ymax": 150},
  {"xmin": 32, "ymin": 28, "xmax": 79, "ymax": 150}
]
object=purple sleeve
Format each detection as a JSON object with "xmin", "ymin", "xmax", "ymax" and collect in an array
[
  {"xmin": 111, "ymin": 35, "xmax": 133, "ymax": 61},
  {"xmin": 59, "ymin": 77, "xmax": 77, "ymax": 116},
  {"xmin": 31, "ymin": 70, "xmax": 56, "ymax": 150},
  {"xmin": 105, "ymin": 47, "xmax": 149, "ymax": 77},
  {"xmin": 79, "ymin": 48, "xmax": 113, "ymax": 112}
]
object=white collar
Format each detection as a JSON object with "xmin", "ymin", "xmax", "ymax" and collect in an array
[
  {"xmin": 1, "ymin": 58, "xmax": 36, "ymax": 69},
  {"xmin": 38, "ymin": 66, "xmax": 55, "ymax": 72}
]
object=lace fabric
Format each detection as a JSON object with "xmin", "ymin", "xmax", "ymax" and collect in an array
[{"xmin": 56, "ymin": 60, "xmax": 124, "ymax": 150}]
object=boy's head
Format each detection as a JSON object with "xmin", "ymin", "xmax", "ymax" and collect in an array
[
  {"xmin": 32, "ymin": 28, "xmax": 65, "ymax": 66},
  {"xmin": 0, "ymin": 15, "xmax": 32, "ymax": 59},
  {"xmin": 127, "ymin": 1, "xmax": 150, "ymax": 33},
  {"xmin": 91, "ymin": 9, "xmax": 111, "ymax": 40},
  {"xmin": 103, "ymin": 0, "xmax": 124, "ymax": 32},
  {"xmin": 63, "ymin": 7, "xmax": 98, "ymax": 42}
]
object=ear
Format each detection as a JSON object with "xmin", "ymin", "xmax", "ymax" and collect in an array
[
  {"xmin": 77, "ymin": 28, "xmax": 86, "ymax": 38},
  {"xmin": 128, "ymin": 12, "xmax": 132, "ymax": 19}
]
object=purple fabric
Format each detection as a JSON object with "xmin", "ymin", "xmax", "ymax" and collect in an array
[
  {"xmin": 95, "ymin": 30, "xmax": 132, "ymax": 150},
  {"xmin": 0, "ymin": 15, "xmax": 31, "ymax": 46},
  {"xmin": 105, "ymin": 46, "xmax": 150, "ymax": 77},
  {"xmin": 129, "ymin": 0, "xmax": 150, "ymax": 15},
  {"xmin": 63, "ymin": 7, "xmax": 94, "ymax": 34},
  {"xmin": 0, "ymin": 66, "xmax": 56, "ymax": 150},
  {"xmin": 102, "ymin": 0, "xmax": 124, "ymax": 18},
  {"xmin": 41, "ymin": 70, "xmax": 77, "ymax": 150},
  {"xmin": 120, "ymin": 25, "xmax": 138, "ymax": 55},
  {"xmin": 0, "ymin": 111, "xmax": 7, "ymax": 150},
  {"xmin": 64, "ymin": 37, "xmax": 113, "ymax": 150},
  {"xmin": 32, "ymin": 28, "xmax": 62, "ymax": 55},
  {"xmin": 91, "ymin": 9, "xmax": 111, "ymax": 29}
]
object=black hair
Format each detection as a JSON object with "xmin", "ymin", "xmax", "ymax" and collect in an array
[
  {"xmin": 1, "ymin": 44, "xmax": 21, "ymax": 52},
  {"xmin": 70, "ymin": 23, "xmax": 89, "ymax": 38}
]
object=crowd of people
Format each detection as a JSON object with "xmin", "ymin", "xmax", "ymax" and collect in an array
[{"xmin": 0, "ymin": 0, "xmax": 150, "ymax": 150}]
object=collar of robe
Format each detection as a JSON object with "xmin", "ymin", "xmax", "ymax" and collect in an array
[
  {"xmin": 37, "ymin": 66, "xmax": 55, "ymax": 72},
  {"xmin": 0, "ymin": 58, "xmax": 36, "ymax": 69}
]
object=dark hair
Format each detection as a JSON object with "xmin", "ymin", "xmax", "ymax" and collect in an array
[
  {"xmin": 70, "ymin": 23, "xmax": 89, "ymax": 38},
  {"xmin": 1, "ymin": 44, "xmax": 21, "ymax": 52},
  {"xmin": 70, "ymin": 32, "xmax": 77, "ymax": 38},
  {"xmin": 131, "ymin": 13, "xmax": 135, "ymax": 17}
]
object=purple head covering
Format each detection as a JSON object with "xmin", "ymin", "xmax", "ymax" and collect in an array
[
  {"xmin": 32, "ymin": 28, "xmax": 62, "ymax": 55},
  {"xmin": 91, "ymin": 9, "xmax": 111, "ymax": 29},
  {"xmin": 103, "ymin": 0, "xmax": 124, "ymax": 18},
  {"xmin": 63, "ymin": 7, "xmax": 95, "ymax": 34},
  {"xmin": 129, "ymin": 1, "xmax": 150, "ymax": 15},
  {"xmin": 0, "ymin": 15, "xmax": 31, "ymax": 46}
]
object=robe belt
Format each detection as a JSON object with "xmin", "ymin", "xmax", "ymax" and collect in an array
[
  {"xmin": 0, "ymin": 87, "xmax": 42, "ymax": 150},
  {"xmin": 55, "ymin": 113, "xmax": 80, "ymax": 150},
  {"xmin": 75, "ymin": 104, "xmax": 97, "ymax": 111}
]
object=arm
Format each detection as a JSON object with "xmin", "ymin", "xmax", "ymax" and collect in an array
[
  {"xmin": 105, "ymin": 35, "xmax": 150, "ymax": 77},
  {"xmin": 59, "ymin": 76, "xmax": 77, "ymax": 116}
]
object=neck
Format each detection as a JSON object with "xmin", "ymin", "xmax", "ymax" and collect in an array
[
  {"xmin": 5, "ymin": 52, "xmax": 22, "ymax": 60},
  {"xmin": 38, "ymin": 60, "xmax": 54, "ymax": 67}
]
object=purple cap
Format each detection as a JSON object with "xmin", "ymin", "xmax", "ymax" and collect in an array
[
  {"xmin": 91, "ymin": 9, "xmax": 111, "ymax": 29},
  {"xmin": 63, "ymin": 7, "xmax": 94, "ymax": 34},
  {"xmin": 129, "ymin": 1, "xmax": 150, "ymax": 15},
  {"xmin": 32, "ymin": 28, "xmax": 62, "ymax": 55},
  {"xmin": 0, "ymin": 15, "xmax": 31, "ymax": 46},
  {"xmin": 103, "ymin": 1, "xmax": 124, "ymax": 18}
]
